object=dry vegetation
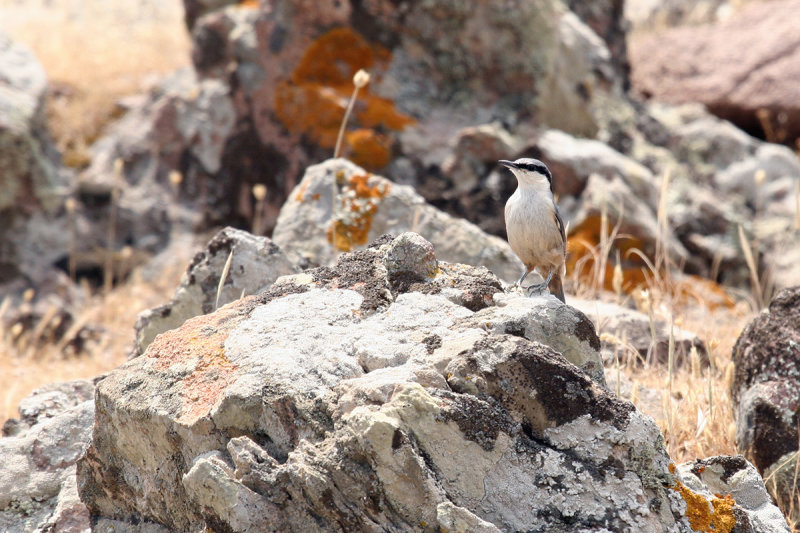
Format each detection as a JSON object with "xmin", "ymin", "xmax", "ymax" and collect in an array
[{"xmin": 0, "ymin": 0, "xmax": 190, "ymax": 167}]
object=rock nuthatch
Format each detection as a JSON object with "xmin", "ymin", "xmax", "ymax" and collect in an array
[{"xmin": 500, "ymin": 158, "xmax": 566, "ymax": 303}]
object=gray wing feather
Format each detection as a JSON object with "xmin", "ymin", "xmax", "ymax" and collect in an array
[{"xmin": 554, "ymin": 205, "xmax": 566, "ymax": 253}]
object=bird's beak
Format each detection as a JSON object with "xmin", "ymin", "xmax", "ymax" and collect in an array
[{"xmin": 499, "ymin": 160, "xmax": 517, "ymax": 169}]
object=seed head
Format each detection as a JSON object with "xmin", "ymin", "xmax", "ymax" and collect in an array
[
  {"xmin": 353, "ymin": 69, "xmax": 370, "ymax": 89},
  {"xmin": 252, "ymin": 184, "xmax": 268, "ymax": 201}
]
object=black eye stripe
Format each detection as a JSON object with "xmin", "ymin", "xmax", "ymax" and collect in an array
[{"xmin": 514, "ymin": 160, "xmax": 551, "ymax": 181}]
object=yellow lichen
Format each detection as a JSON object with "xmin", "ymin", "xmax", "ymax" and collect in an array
[
  {"xmin": 327, "ymin": 173, "xmax": 390, "ymax": 251},
  {"xmin": 567, "ymin": 214, "xmax": 650, "ymax": 293},
  {"xmin": 669, "ymin": 463, "xmax": 736, "ymax": 533}
]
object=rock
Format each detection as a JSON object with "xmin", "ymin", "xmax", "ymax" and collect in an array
[
  {"xmin": 732, "ymin": 287, "xmax": 800, "ymax": 516},
  {"xmin": 0, "ymin": 29, "xmax": 64, "ymax": 217},
  {"xmin": 2, "ymin": 379, "xmax": 96, "ymax": 437},
  {"xmin": 631, "ymin": 0, "xmax": 800, "ymax": 148},
  {"xmin": 535, "ymin": 128, "xmax": 660, "ymax": 200},
  {"xmin": 272, "ymin": 158, "xmax": 524, "ymax": 283},
  {"xmin": 570, "ymin": 298, "xmax": 708, "ymax": 369},
  {"xmin": 464, "ymin": 292, "xmax": 607, "ymax": 386},
  {"xmin": 79, "ymin": 67, "xmax": 231, "ymax": 239},
  {"xmin": 0, "ymin": 380, "xmax": 95, "ymax": 533},
  {"xmin": 133, "ymin": 226, "xmax": 298, "ymax": 356},
  {"xmin": 764, "ymin": 451, "xmax": 800, "ymax": 528},
  {"xmin": 0, "ymin": 30, "xmax": 73, "ymax": 296},
  {"xmin": 165, "ymin": 0, "xmax": 627, "ymax": 235},
  {"xmin": 77, "ymin": 233, "xmax": 780, "ymax": 531},
  {"xmin": 675, "ymin": 455, "xmax": 790, "ymax": 533},
  {"xmin": 652, "ymin": 105, "xmax": 800, "ymax": 289}
]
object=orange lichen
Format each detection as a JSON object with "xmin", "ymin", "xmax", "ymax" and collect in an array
[
  {"xmin": 345, "ymin": 129, "xmax": 392, "ymax": 170},
  {"xmin": 672, "ymin": 275, "xmax": 735, "ymax": 310},
  {"xmin": 238, "ymin": 0, "xmax": 259, "ymax": 8},
  {"xmin": 567, "ymin": 214, "xmax": 651, "ymax": 293},
  {"xmin": 295, "ymin": 181, "xmax": 310, "ymax": 202},
  {"xmin": 669, "ymin": 463, "xmax": 736, "ymax": 533},
  {"xmin": 327, "ymin": 173, "xmax": 390, "ymax": 251},
  {"xmin": 565, "ymin": 214, "xmax": 736, "ymax": 307},
  {"xmin": 274, "ymin": 27, "xmax": 415, "ymax": 168},
  {"xmin": 146, "ymin": 302, "xmax": 243, "ymax": 425}
]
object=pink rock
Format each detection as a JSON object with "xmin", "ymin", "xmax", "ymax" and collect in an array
[{"xmin": 631, "ymin": 0, "xmax": 800, "ymax": 145}]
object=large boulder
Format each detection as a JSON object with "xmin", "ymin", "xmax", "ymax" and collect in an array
[
  {"xmin": 272, "ymin": 158, "xmax": 524, "ymax": 282},
  {"xmin": 732, "ymin": 286, "xmax": 800, "ymax": 522},
  {"xmin": 76, "ymin": 233, "xmax": 787, "ymax": 531},
  {"xmin": 631, "ymin": 0, "xmax": 800, "ymax": 148}
]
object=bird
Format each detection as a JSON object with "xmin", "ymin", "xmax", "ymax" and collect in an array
[{"xmin": 500, "ymin": 158, "xmax": 566, "ymax": 303}]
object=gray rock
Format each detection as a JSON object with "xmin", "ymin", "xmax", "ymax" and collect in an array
[
  {"xmin": 464, "ymin": 291, "xmax": 607, "ymax": 386},
  {"xmin": 133, "ymin": 226, "xmax": 298, "ymax": 356},
  {"xmin": 0, "ymin": 379, "xmax": 95, "ymax": 533},
  {"xmin": 272, "ymin": 158, "xmax": 524, "ymax": 283},
  {"xmin": 3, "ymin": 379, "xmax": 95, "ymax": 437},
  {"xmin": 0, "ymin": 30, "xmax": 73, "ymax": 299},
  {"xmin": 732, "ymin": 287, "xmax": 800, "ymax": 519},
  {"xmin": 536, "ymin": 128, "xmax": 659, "ymax": 202},
  {"xmin": 676, "ymin": 455, "xmax": 790, "ymax": 533},
  {"xmin": 77, "ymin": 233, "xmax": 778, "ymax": 531},
  {"xmin": 764, "ymin": 451, "xmax": 800, "ymax": 529}
]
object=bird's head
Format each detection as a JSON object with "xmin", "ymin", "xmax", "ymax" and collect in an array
[{"xmin": 499, "ymin": 158, "xmax": 553, "ymax": 192}]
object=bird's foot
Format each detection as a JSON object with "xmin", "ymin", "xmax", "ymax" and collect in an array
[{"xmin": 525, "ymin": 282, "xmax": 549, "ymax": 296}]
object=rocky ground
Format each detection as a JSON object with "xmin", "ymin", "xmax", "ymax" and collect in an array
[{"xmin": 1, "ymin": 0, "xmax": 800, "ymax": 531}]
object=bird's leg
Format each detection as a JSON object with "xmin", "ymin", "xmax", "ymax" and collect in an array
[
  {"xmin": 526, "ymin": 269, "xmax": 553, "ymax": 295},
  {"xmin": 515, "ymin": 267, "xmax": 533, "ymax": 288}
]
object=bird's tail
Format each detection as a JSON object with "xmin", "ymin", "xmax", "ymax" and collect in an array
[{"xmin": 549, "ymin": 272, "xmax": 565, "ymax": 303}]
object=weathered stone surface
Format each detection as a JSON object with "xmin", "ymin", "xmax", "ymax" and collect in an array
[
  {"xmin": 676, "ymin": 455, "xmax": 790, "ymax": 533},
  {"xmin": 463, "ymin": 292, "xmax": 607, "ymax": 386},
  {"xmin": 272, "ymin": 158, "xmax": 524, "ymax": 283},
  {"xmin": 631, "ymin": 0, "xmax": 800, "ymax": 147},
  {"xmin": 732, "ymin": 287, "xmax": 800, "ymax": 519},
  {"xmin": 77, "ymin": 233, "xmax": 779, "ymax": 531},
  {"xmin": 570, "ymin": 298, "xmax": 708, "ymax": 369},
  {"xmin": 0, "ymin": 380, "xmax": 95, "ymax": 533},
  {"xmin": 646, "ymin": 103, "xmax": 800, "ymax": 290},
  {"xmin": 133, "ymin": 226, "xmax": 298, "ymax": 356},
  {"xmin": 2, "ymin": 378, "xmax": 95, "ymax": 437}
]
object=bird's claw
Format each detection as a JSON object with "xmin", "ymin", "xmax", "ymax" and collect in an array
[{"xmin": 525, "ymin": 282, "xmax": 548, "ymax": 296}]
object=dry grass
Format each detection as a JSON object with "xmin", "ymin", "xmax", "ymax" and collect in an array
[
  {"xmin": 566, "ymin": 167, "xmax": 767, "ymax": 467},
  {"xmin": 0, "ymin": 0, "xmax": 190, "ymax": 167}
]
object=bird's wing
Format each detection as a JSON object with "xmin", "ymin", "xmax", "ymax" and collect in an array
[{"xmin": 554, "ymin": 205, "xmax": 566, "ymax": 253}]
